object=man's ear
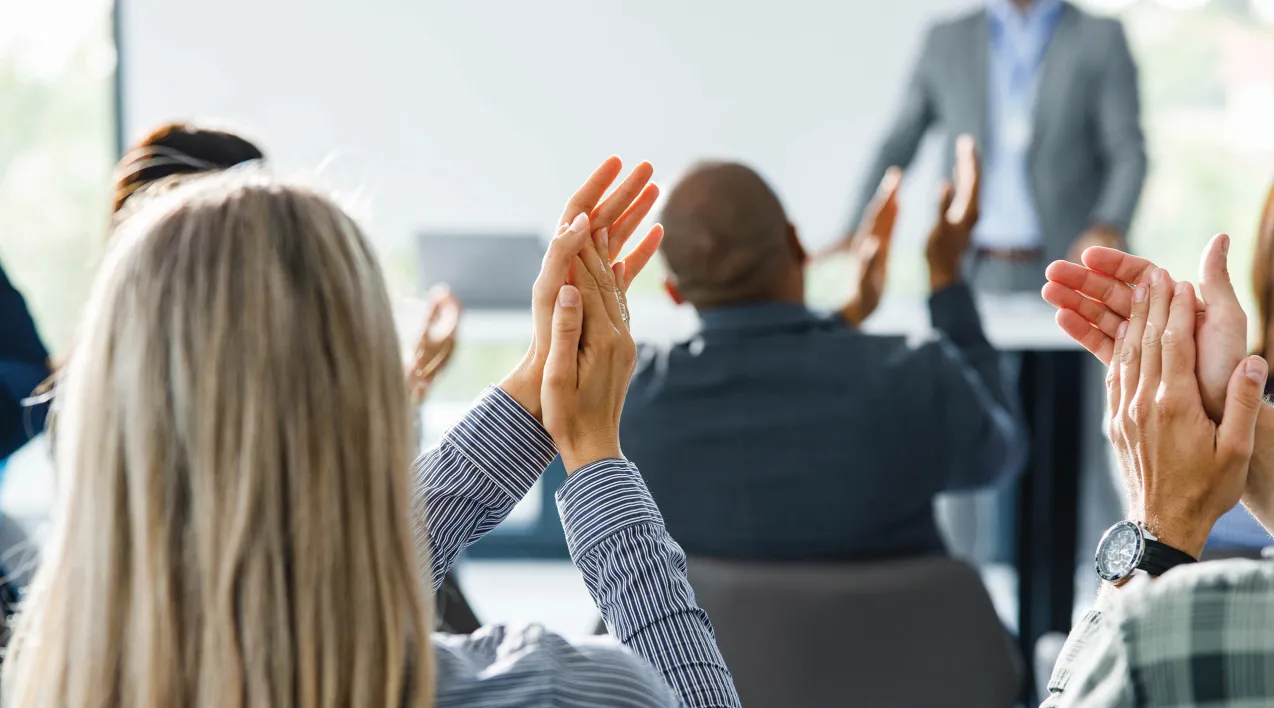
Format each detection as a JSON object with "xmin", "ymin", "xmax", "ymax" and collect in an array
[
  {"xmin": 787, "ymin": 223, "xmax": 807, "ymax": 265},
  {"xmin": 663, "ymin": 278, "xmax": 686, "ymax": 306}
]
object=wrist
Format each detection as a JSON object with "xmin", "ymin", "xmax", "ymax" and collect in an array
[
  {"xmin": 560, "ymin": 442, "xmax": 623, "ymax": 474},
  {"xmin": 928, "ymin": 262, "xmax": 961, "ymax": 291},
  {"xmin": 1141, "ymin": 513, "xmax": 1209, "ymax": 560},
  {"xmin": 498, "ymin": 361, "xmax": 543, "ymax": 422}
]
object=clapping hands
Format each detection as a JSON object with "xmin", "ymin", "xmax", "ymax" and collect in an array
[
  {"xmin": 499, "ymin": 157, "xmax": 663, "ymax": 421},
  {"xmin": 406, "ymin": 285, "xmax": 462, "ymax": 406}
]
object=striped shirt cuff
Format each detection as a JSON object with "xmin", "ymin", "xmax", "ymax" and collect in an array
[
  {"xmin": 556, "ymin": 459, "xmax": 664, "ymax": 560},
  {"xmin": 443, "ymin": 386, "xmax": 558, "ymax": 500}
]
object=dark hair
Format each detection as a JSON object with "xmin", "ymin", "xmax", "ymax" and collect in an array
[
  {"xmin": 113, "ymin": 122, "xmax": 265, "ymax": 214},
  {"xmin": 1253, "ymin": 182, "xmax": 1274, "ymax": 360}
]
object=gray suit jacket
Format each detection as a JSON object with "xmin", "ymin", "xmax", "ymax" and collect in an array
[{"xmin": 853, "ymin": 3, "xmax": 1147, "ymax": 270}]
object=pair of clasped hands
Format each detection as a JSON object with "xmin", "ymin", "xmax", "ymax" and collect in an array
[
  {"xmin": 497, "ymin": 157, "xmax": 663, "ymax": 473},
  {"xmin": 1043, "ymin": 235, "xmax": 1270, "ymax": 561}
]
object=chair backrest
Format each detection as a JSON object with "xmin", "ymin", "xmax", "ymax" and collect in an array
[{"xmin": 687, "ymin": 554, "xmax": 1021, "ymax": 708}]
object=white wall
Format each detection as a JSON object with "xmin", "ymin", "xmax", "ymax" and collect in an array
[{"xmin": 120, "ymin": 0, "xmax": 978, "ymax": 290}]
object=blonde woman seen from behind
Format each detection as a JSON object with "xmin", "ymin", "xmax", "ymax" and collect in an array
[
  {"xmin": 5, "ymin": 163, "xmax": 738, "ymax": 707},
  {"xmin": 4, "ymin": 171, "xmax": 432, "ymax": 708}
]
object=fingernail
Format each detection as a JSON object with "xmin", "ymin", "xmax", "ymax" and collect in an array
[
  {"xmin": 599, "ymin": 227, "xmax": 609, "ymax": 254},
  {"xmin": 558, "ymin": 286, "xmax": 580, "ymax": 307},
  {"xmin": 1175, "ymin": 281, "xmax": 1189, "ymax": 296},
  {"xmin": 1247, "ymin": 357, "xmax": 1268, "ymax": 383},
  {"xmin": 567, "ymin": 212, "xmax": 588, "ymax": 234},
  {"xmin": 1222, "ymin": 234, "xmax": 1230, "ymax": 255},
  {"xmin": 1116, "ymin": 320, "xmax": 1128, "ymax": 339},
  {"xmin": 1150, "ymin": 268, "xmax": 1162, "ymax": 285},
  {"xmin": 1134, "ymin": 286, "xmax": 1147, "ymax": 303}
]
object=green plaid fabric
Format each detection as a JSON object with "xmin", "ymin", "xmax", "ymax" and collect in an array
[{"xmin": 1044, "ymin": 560, "xmax": 1274, "ymax": 707}]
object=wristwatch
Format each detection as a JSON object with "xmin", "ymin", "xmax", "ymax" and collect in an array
[{"xmin": 1095, "ymin": 520, "xmax": 1197, "ymax": 583}]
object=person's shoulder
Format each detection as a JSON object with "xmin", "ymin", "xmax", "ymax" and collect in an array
[
  {"xmin": 1110, "ymin": 560, "xmax": 1274, "ymax": 646},
  {"xmin": 1067, "ymin": 4, "xmax": 1127, "ymax": 37},
  {"xmin": 927, "ymin": 7, "xmax": 985, "ymax": 40},
  {"xmin": 433, "ymin": 623, "xmax": 676, "ymax": 707}
]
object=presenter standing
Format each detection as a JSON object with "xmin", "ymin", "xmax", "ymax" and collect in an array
[
  {"xmin": 851, "ymin": 0, "xmax": 1146, "ymax": 290},
  {"xmin": 848, "ymin": 0, "xmax": 1147, "ymax": 566}
]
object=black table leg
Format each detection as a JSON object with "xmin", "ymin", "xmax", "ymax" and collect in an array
[{"xmin": 1016, "ymin": 350, "xmax": 1084, "ymax": 704}]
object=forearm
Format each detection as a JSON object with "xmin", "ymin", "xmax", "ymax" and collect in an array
[
  {"xmin": 559, "ymin": 460, "xmax": 740, "ymax": 708},
  {"xmin": 1241, "ymin": 403, "xmax": 1274, "ymax": 535},
  {"xmin": 413, "ymin": 386, "xmax": 557, "ymax": 589}
]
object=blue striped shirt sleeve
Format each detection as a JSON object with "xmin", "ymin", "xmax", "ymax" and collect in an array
[
  {"xmin": 559, "ymin": 460, "xmax": 741, "ymax": 708},
  {"xmin": 413, "ymin": 386, "xmax": 558, "ymax": 590},
  {"xmin": 415, "ymin": 386, "xmax": 740, "ymax": 707}
]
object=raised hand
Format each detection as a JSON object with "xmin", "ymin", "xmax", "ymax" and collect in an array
[
  {"xmin": 1104, "ymin": 268, "xmax": 1266, "ymax": 558},
  {"xmin": 406, "ymin": 284, "xmax": 462, "ymax": 406},
  {"xmin": 1041, "ymin": 234, "xmax": 1246, "ymax": 421},
  {"xmin": 838, "ymin": 168, "xmax": 901, "ymax": 326},
  {"xmin": 925, "ymin": 134, "xmax": 980, "ymax": 291},
  {"xmin": 501, "ymin": 158, "xmax": 663, "ymax": 420},
  {"xmin": 540, "ymin": 214, "xmax": 638, "ymax": 472}
]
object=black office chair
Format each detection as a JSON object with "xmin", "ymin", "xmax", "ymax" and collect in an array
[{"xmin": 678, "ymin": 555, "xmax": 1021, "ymax": 708}]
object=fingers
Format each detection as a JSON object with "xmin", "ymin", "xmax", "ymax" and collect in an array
[
  {"xmin": 592, "ymin": 161, "xmax": 654, "ymax": 234},
  {"xmin": 571, "ymin": 252, "xmax": 620, "ymax": 342},
  {"xmin": 607, "ymin": 182, "xmax": 660, "ymax": 261},
  {"xmin": 1137, "ymin": 268, "xmax": 1173, "ymax": 396},
  {"xmin": 560, "ymin": 157, "xmax": 623, "ymax": 226},
  {"xmin": 533, "ymin": 213, "xmax": 591, "ymax": 358},
  {"xmin": 543, "ymin": 286, "xmax": 584, "ymax": 391},
  {"xmin": 1081, "ymin": 247, "xmax": 1155, "ymax": 288},
  {"xmin": 1107, "ymin": 318, "xmax": 1128, "ymax": 422},
  {"xmin": 1045, "ymin": 260, "xmax": 1135, "ymax": 319},
  {"xmin": 1119, "ymin": 282, "xmax": 1149, "ymax": 415},
  {"xmin": 1055, "ymin": 308, "xmax": 1115, "ymax": 365},
  {"xmin": 577, "ymin": 228, "xmax": 626, "ymax": 329},
  {"xmin": 1161, "ymin": 280, "xmax": 1200, "ymax": 403},
  {"xmin": 1216, "ymin": 356, "xmax": 1269, "ymax": 467},
  {"xmin": 1198, "ymin": 234, "xmax": 1240, "ymax": 309},
  {"xmin": 1041, "ymin": 281, "xmax": 1125, "ymax": 339},
  {"xmin": 615, "ymin": 224, "xmax": 664, "ymax": 291},
  {"xmin": 952, "ymin": 134, "xmax": 980, "ymax": 227}
]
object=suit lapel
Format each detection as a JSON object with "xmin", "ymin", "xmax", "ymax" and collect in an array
[{"xmin": 1031, "ymin": 3, "xmax": 1081, "ymax": 154}]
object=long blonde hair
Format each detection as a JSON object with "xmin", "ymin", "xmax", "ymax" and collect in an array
[{"xmin": 3, "ymin": 170, "xmax": 435, "ymax": 708}]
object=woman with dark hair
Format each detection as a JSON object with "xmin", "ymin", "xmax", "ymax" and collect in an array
[{"xmin": 112, "ymin": 122, "xmax": 265, "ymax": 214}]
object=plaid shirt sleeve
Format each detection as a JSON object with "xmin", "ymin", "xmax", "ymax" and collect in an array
[{"xmin": 1043, "ymin": 560, "xmax": 1274, "ymax": 707}]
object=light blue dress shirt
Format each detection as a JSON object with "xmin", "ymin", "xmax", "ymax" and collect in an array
[{"xmin": 973, "ymin": 0, "xmax": 1063, "ymax": 250}]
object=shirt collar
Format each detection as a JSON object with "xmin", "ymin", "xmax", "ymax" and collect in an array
[
  {"xmin": 697, "ymin": 301, "xmax": 821, "ymax": 333},
  {"xmin": 988, "ymin": 0, "xmax": 1064, "ymax": 28}
]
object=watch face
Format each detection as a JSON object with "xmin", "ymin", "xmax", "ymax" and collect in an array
[{"xmin": 1096, "ymin": 521, "xmax": 1144, "ymax": 582}]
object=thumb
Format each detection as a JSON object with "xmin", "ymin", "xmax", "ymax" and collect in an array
[
  {"xmin": 1199, "ymin": 234, "xmax": 1240, "ymax": 308},
  {"xmin": 1217, "ymin": 355, "xmax": 1268, "ymax": 465},
  {"xmin": 543, "ymin": 285, "xmax": 583, "ymax": 391}
]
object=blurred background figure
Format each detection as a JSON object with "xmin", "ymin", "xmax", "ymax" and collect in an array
[
  {"xmin": 0, "ymin": 260, "xmax": 50, "ymax": 464},
  {"xmin": 852, "ymin": 0, "xmax": 1146, "ymax": 287}
]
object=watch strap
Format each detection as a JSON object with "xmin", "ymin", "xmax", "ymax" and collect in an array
[{"xmin": 1139, "ymin": 538, "xmax": 1197, "ymax": 576}]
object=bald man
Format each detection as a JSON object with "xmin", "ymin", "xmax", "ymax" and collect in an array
[{"xmin": 619, "ymin": 155, "xmax": 1025, "ymax": 561}]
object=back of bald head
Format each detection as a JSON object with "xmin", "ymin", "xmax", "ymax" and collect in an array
[{"xmin": 659, "ymin": 162, "xmax": 798, "ymax": 309}]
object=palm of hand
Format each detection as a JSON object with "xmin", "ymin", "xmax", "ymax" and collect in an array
[{"xmin": 1197, "ymin": 301, "xmax": 1248, "ymax": 421}]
